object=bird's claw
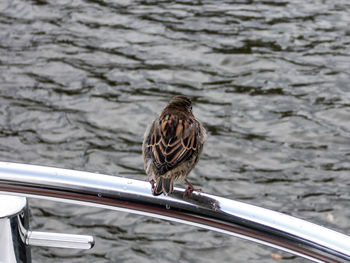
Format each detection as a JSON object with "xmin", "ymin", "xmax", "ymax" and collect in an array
[
  {"xmin": 150, "ymin": 179, "xmax": 155, "ymax": 190},
  {"xmin": 183, "ymin": 179, "xmax": 202, "ymax": 197}
]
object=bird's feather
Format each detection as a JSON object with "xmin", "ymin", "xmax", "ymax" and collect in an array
[{"xmin": 146, "ymin": 113, "xmax": 199, "ymax": 175}]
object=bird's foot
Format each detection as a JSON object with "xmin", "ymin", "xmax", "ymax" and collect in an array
[
  {"xmin": 183, "ymin": 179, "xmax": 202, "ymax": 197},
  {"xmin": 150, "ymin": 179, "xmax": 155, "ymax": 190}
]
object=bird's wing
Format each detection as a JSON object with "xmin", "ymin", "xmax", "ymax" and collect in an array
[{"xmin": 145, "ymin": 114, "xmax": 199, "ymax": 175}]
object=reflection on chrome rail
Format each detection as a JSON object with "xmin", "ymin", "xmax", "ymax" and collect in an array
[{"xmin": 0, "ymin": 162, "xmax": 349, "ymax": 263}]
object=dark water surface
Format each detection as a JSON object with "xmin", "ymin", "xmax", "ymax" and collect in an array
[{"xmin": 1, "ymin": 0, "xmax": 350, "ymax": 262}]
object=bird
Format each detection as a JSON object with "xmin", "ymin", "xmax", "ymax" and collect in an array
[{"xmin": 142, "ymin": 95, "xmax": 207, "ymax": 196}]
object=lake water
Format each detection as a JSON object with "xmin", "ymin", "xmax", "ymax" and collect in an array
[{"xmin": 1, "ymin": 0, "xmax": 350, "ymax": 262}]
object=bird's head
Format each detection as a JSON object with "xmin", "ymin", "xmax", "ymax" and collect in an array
[{"xmin": 165, "ymin": 95, "xmax": 193, "ymax": 113}]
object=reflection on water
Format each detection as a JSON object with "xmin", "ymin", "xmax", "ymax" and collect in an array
[{"xmin": 1, "ymin": 0, "xmax": 350, "ymax": 262}]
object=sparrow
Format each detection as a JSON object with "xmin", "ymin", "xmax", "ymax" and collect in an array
[{"xmin": 142, "ymin": 95, "xmax": 207, "ymax": 196}]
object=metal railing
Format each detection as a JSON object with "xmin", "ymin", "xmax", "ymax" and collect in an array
[{"xmin": 0, "ymin": 161, "xmax": 350, "ymax": 263}]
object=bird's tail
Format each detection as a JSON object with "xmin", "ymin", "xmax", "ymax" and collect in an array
[{"xmin": 153, "ymin": 177, "xmax": 174, "ymax": 196}]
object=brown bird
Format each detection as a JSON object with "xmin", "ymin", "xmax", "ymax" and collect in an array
[{"xmin": 142, "ymin": 95, "xmax": 207, "ymax": 196}]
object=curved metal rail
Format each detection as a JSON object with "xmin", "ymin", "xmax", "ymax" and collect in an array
[{"xmin": 0, "ymin": 162, "xmax": 349, "ymax": 263}]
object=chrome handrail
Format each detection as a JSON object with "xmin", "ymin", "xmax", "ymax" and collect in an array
[{"xmin": 0, "ymin": 162, "xmax": 349, "ymax": 263}]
